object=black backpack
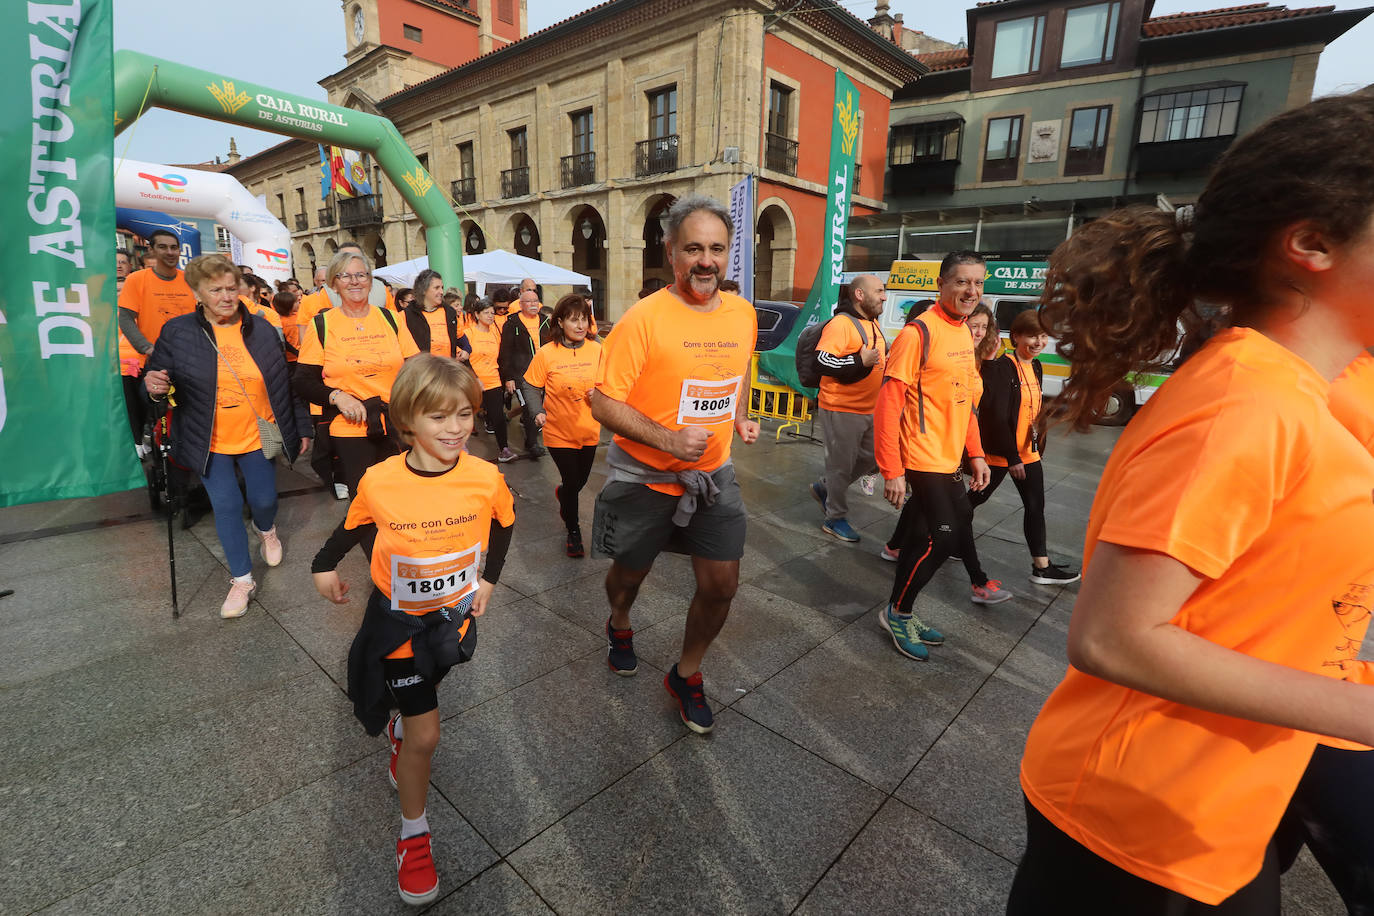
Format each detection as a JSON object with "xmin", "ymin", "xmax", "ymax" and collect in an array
[{"xmin": 795, "ymin": 313, "xmax": 869, "ymax": 389}]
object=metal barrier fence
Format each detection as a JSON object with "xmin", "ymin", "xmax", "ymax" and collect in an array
[{"xmin": 747, "ymin": 353, "xmax": 813, "ymax": 440}]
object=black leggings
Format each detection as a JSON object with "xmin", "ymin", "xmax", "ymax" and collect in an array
[
  {"xmin": 1008, "ymin": 797, "xmax": 1281, "ymax": 915},
  {"xmin": 1276, "ymin": 744, "xmax": 1374, "ymax": 914},
  {"xmin": 122, "ymin": 374, "xmax": 147, "ymax": 444},
  {"xmin": 887, "ymin": 486, "xmax": 986, "ymax": 586},
  {"xmin": 889, "ymin": 470, "xmax": 977, "ymax": 612},
  {"xmin": 481, "ymin": 386, "xmax": 508, "ymax": 450},
  {"xmin": 548, "ymin": 445, "xmax": 598, "ymax": 533},
  {"xmin": 969, "ymin": 460, "xmax": 1047, "ymax": 558}
]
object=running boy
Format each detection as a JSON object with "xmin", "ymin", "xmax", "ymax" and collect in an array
[{"xmin": 311, "ymin": 355, "xmax": 515, "ymax": 906}]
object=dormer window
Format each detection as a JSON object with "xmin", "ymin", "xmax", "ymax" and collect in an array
[
  {"xmin": 990, "ymin": 14, "xmax": 1046, "ymax": 79},
  {"xmin": 1060, "ymin": 2, "xmax": 1121, "ymax": 68}
]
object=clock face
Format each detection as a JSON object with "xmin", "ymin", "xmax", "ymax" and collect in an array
[{"xmin": 353, "ymin": 9, "xmax": 365, "ymax": 43}]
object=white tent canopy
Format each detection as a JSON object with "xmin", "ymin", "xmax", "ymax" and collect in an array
[{"xmin": 374, "ymin": 250, "xmax": 589, "ymax": 294}]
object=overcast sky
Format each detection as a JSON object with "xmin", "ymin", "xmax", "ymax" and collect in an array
[{"xmin": 114, "ymin": 0, "xmax": 1373, "ymax": 165}]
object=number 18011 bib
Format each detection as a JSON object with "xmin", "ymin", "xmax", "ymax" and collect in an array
[{"xmin": 390, "ymin": 544, "xmax": 480, "ymax": 613}]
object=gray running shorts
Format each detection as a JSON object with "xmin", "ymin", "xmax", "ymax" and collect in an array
[{"xmin": 591, "ymin": 465, "xmax": 746, "ymax": 569}]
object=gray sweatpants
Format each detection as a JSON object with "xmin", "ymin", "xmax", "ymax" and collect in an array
[{"xmin": 818, "ymin": 407, "xmax": 877, "ymax": 520}]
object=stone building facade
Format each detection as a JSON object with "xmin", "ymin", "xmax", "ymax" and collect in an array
[{"xmin": 227, "ymin": 0, "xmax": 921, "ymax": 317}]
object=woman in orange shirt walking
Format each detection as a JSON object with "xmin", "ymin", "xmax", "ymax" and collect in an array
[
  {"xmin": 464, "ymin": 297, "xmax": 513, "ymax": 461},
  {"xmin": 1008, "ymin": 94, "xmax": 1374, "ymax": 914},
  {"xmin": 524, "ymin": 294, "xmax": 602, "ymax": 556}
]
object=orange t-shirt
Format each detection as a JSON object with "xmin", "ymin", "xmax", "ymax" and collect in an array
[
  {"xmin": 1019, "ymin": 328, "xmax": 1374, "ymax": 905},
  {"xmin": 525, "ymin": 340, "xmax": 602, "ymax": 449},
  {"xmin": 118, "ymin": 268, "xmax": 197, "ymax": 365},
  {"xmin": 1330, "ymin": 352, "xmax": 1374, "ymax": 454},
  {"xmin": 421, "ymin": 307, "xmax": 451, "ymax": 357},
  {"xmin": 493, "ymin": 312, "xmax": 509, "ymax": 334},
  {"xmin": 595, "ymin": 289, "xmax": 756, "ymax": 495},
  {"xmin": 881, "ymin": 307, "xmax": 977, "ymax": 474},
  {"xmin": 466, "ymin": 322, "xmax": 502, "ymax": 390},
  {"xmin": 117, "ymin": 331, "xmax": 141, "ymax": 377},
  {"xmin": 345, "ymin": 452, "xmax": 515, "ymax": 658},
  {"xmin": 817, "ymin": 314, "xmax": 887, "ymax": 414},
  {"xmin": 281, "ymin": 312, "xmax": 300, "ymax": 362},
  {"xmin": 297, "ymin": 306, "xmax": 420, "ymax": 437},
  {"xmin": 207, "ymin": 322, "xmax": 275, "ymax": 455},
  {"xmin": 298, "ymin": 289, "xmax": 331, "ymax": 327},
  {"xmin": 241, "ymin": 298, "xmax": 283, "ymax": 331},
  {"xmin": 986, "ymin": 353, "xmax": 1042, "ymax": 468}
]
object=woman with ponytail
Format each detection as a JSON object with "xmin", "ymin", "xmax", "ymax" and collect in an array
[{"xmin": 1009, "ymin": 93, "xmax": 1374, "ymax": 914}]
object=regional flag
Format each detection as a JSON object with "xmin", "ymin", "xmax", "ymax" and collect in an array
[{"xmin": 330, "ymin": 146, "xmax": 355, "ymax": 199}]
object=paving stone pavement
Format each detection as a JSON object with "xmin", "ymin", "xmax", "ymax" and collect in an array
[{"xmin": 0, "ymin": 421, "xmax": 1346, "ymax": 914}]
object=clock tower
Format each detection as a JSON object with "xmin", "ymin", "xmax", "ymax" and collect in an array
[{"xmin": 325, "ymin": 1, "xmax": 522, "ymax": 109}]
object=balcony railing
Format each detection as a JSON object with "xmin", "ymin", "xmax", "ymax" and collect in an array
[
  {"xmin": 501, "ymin": 166, "xmax": 530, "ymax": 198},
  {"xmin": 338, "ymin": 194, "xmax": 382, "ymax": 229},
  {"xmin": 451, "ymin": 177, "xmax": 476, "ymax": 205},
  {"xmin": 561, "ymin": 152, "xmax": 596, "ymax": 189},
  {"xmin": 764, "ymin": 132, "xmax": 798, "ymax": 176},
  {"xmin": 294, "ymin": 213, "xmax": 309, "ymax": 232},
  {"xmin": 634, "ymin": 135, "xmax": 678, "ymax": 177},
  {"xmin": 317, "ymin": 206, "xmax": 336, "ymax": 228}
]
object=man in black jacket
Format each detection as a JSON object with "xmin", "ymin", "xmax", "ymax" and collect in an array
[
  {"xmin": 810, "ymin": 275, "xmax": 887, "ymax": 543},
  {"xmin": 497, "ymin": 280, "xmax": 552, "ymax": 457}
]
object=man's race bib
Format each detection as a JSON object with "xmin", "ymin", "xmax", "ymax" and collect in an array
[
  {"xmin": 677, "ymin": 376, "xmax": 741, "ymax": 427},
  {"xmin": 390, "ymin": 545, "xmax": 480, "ymax": 612}
]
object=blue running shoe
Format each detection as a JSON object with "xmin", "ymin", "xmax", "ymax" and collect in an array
[
  {"xmin": 822, "ymin": 518, "xmax": 861, "ymax": 543},
  {"xmin": 879, "ymin": 605, "xmax": 930, "ymax": 661},
  {"xmin": 606, "ymin": 619, "xmax": 638, "ymax": 676},
  {"xmin": 664, "ymin": 664, "xmax": 714, "ymax": 734},
  {"xmin": 810, "ymin": 480, "xmax": 828, "ymax": 513}
]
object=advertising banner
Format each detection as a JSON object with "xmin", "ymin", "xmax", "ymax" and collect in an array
[
  {"xmin": 758, "ymin": 70, "xmax": 861, "ymax": 394},
  {"xmin": 1, "ymin": 0, "xmax": 144, "ymax": 506},
  {"xmin": 725, "ymin": 175, "xmax": 754, "ymax": 303}
]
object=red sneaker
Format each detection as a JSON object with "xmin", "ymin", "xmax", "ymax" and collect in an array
[
  {"xmin": 396, "ymin": 832, "xmax": 439, "ymax": 905},
  {"xmin": 386, "ymin": 713, "xmax": 402, "ymax": 790}
]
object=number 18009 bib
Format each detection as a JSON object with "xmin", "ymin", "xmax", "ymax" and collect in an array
[
  {"xmin": 676, "ymin": 376, "xmax": 741, "ymax": 427},
  {"xmin": 390, "ymin": 545, "xmax": 480, "ymax": 612}
]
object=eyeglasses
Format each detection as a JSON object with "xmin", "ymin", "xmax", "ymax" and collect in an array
[{"xmin": 339, "ymin": 272, "xmax": 370, "ymax": 283}]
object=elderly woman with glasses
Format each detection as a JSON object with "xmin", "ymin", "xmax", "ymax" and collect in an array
[{"xmin": 294, "ymin": 249, "xmax": 421, "ymax": 499}]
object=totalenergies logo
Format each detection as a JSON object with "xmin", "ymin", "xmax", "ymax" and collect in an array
[
  {"xmin": 256, "ymin": 248, "xmax": 289, "ymax": 265},
  {"xmin": 138, "ymin": 172, "xmax": 188, "ymax": 193}
]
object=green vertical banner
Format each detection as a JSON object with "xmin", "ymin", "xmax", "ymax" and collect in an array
[
  {"xmin": 0, "ymin": 0, "xmax": 143, "ymax": 507},
  {"xmin": 758, "ymin": 69, "xmax": 861, "ymax": 395}
]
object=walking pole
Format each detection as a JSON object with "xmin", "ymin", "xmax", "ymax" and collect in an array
[{"xmin": 155, "ymin": 405, "xmax": 179, "ymax": 618}]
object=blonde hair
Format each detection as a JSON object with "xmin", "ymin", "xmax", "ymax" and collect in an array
[
  {"xmin": 325, "ymin": 248, "xmax": 372, "ymax": 287},
  {"xmin": 388, "ymin": 355, "xmax": 482, "ymax": 445},
  {"xmin": 184, "ymin": 253, "xmax": 239, "ymax": 290}
]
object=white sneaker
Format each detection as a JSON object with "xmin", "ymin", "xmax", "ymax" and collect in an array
[
  {"xmin": 254, "ymin": 525, "xmax": 283, "ymax": 567},
  {"xmin": 221, "ymin": 577, "xmax": 255, "ymax": 618},
  {"xmin": 333, "ymin": 483, "xmax": 349, "ymax": 500}
]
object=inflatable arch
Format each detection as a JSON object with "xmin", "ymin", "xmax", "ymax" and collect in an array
[
  {"xmin": 115, "ymin": 160, "xmax": 289, "ymax": 279},
  {"xmin": 112, "ymin": 51, "xmax": 462, "ymax": 284}
]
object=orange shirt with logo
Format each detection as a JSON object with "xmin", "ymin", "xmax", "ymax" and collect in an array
[
  {"xmin": 466, "ymin": 322, "xmax": 502, "ymax": 390},
  {"xmin": 525, "ymin": 340, "xmax": 602, "ymax": 449},
  {"xmin": 987, "ymin": 353, "xmax": 1042, "ymax": 468},
  {"xmin": 345, "ymin": 452, "xmax": 515, "ymax": 657},
  {"xmin": 817, "ymin": 314, "xmax": 887, "ymax": 414},
  {"xmin": 1019, "ymin": 328, "xmax": 1374, "ymax": 905},
  {"xmin": 880, "ymin": 307, "xmax": 978, "ymax": 474},
  {"xmin": 422, "ymin": 307, "xmax": 451, "ymax": 357},
  {"xmin": 297, "ymin": 306, "xmax": 420, "ymax": 437},
  {"xmin": 118, "ymin": 268, "xmax": 197, "ymax": 365},
  {"xmin": 595, "ymin": 289, "xmax": 756, "ymax": 495},
  {"xmin": 207, "ymin": 322, "xmax": 275, "ymax": 455}
]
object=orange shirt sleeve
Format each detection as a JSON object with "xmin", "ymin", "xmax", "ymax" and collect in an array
[
  {"xmin": 524, "ymin": 346, "xmax": 550, "ymax": 389},
  {"xmin": 491, "ymin": 473, "xmax": 515, "ymax": 528},
  {"xmin": 343, "ymin": 475, "xmax": 375, "ymax": 530},
  {"xmin": 396, "ymin": 319, "xmax": 420, "ymax": 359},
  {"xmin": 875, "ymin": 378, "xmax": 906, "ymax": 481},
  {"xmin": 965, "ymin": 411, "xmax": 984, "ymax": 460},
  {"xmin": 1095, "ymin": 391, "xmax": 1312, "ymax": 579},
  {"xmin": 594, "ymin": 305, "xmax": 649, "ymax": 401},
  {"xmin": 297, "ymin": 314, "xmax": 324, "ymax": 367}
]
